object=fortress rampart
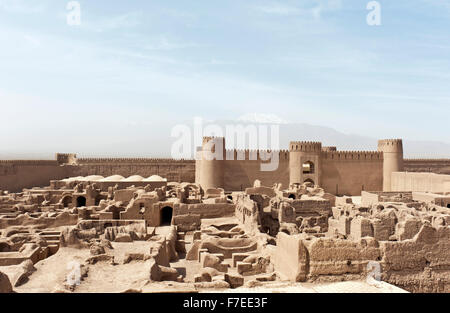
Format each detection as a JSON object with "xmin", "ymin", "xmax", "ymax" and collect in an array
[
  {"xmin": 73, "ymin": 158, "xmax": 195, "ymax": 184},
  {"xmin": 404, "ymin": 158, "xmax": 450, "ymax": 174},
  {"xmin": 321, "ymin": 151, "xmax": 383, "ymax": 160},
  {"xmin": 0, "ymin": 138, "xmax": 449, "ymax": 194}
]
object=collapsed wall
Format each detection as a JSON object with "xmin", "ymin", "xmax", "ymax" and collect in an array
[{"xmin": 273, "ymin": 217, "xmax": 450, "ymax": 292}]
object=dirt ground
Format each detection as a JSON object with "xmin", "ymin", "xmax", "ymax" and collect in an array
[
  {"xmin": 15, "ymin": 242, "xmax": 155, "ymax": 293},
  {"xmin": 13, "ymin": 242, "xmax": 407, "ymax": 293}
]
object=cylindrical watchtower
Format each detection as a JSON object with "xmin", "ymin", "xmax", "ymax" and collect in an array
[
  {"xmin": 377, "ymin": 139, "xmax": 404, "ymax": 192},
  {"xmin": 196, "ymin": 137, "xmax": 225, "ymax": 190},
  {"xmin": 289, "ymin": 141, "xmax": 322, "ymax": 187}
]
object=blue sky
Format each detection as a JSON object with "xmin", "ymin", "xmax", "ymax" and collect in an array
[{"xmin": 0, "ymin": 0, "xmax": 449, "ymax": 155}]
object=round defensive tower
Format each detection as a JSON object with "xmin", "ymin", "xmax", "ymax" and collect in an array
[
  {"xmin": 377, "ymin": 139, "xmax": 404, "ymax": 192},
  {"xmin": 197, "ymin": 136, "xmax": 225, "ymax": 190},
  {"xmin": 289, "ymin": 141, "xmax": 322, "ymax": 187}
]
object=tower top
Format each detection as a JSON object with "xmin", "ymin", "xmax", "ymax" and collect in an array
[
  {"xmin": 289, "ymin": 141, "xmax": 322, "ymax": 152},
  {"xmin": 377, "ymin": 139, "xmax": 403, "ymax": 153}
]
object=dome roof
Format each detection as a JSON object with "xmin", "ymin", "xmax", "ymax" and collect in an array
[
  {"xmin": 122, "ymin": 175, "xmax": 144, "ymax": 182},
  {"xmin": 62, "ymin": 176, "xmax": 84, "ymax": 182},
  {"xmin": 100, "ymin": 175, "xmax": 125, "ymax": 182},
  {"xmin": 80, "ymin": 175, "xmax": 104, "ymax": 181},
  {"xmin": 143, "ymin": 175, "xmax": 167, "ymax": 182}
]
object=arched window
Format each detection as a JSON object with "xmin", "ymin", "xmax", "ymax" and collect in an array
[
  {"xmin": 62, "ymin": 195, "xmax": 72, "ymax": 208},
  {"xmin": 302, "ymin": 161, "xmax": 315, "ymax": 174}
]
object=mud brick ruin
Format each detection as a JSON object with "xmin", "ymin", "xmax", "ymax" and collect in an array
[{"xmin": 0, "ymin": 137, "xmax": 449, "ymax": 293}]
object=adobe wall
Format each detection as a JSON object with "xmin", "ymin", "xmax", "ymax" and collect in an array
[
  {"xmin": 0, "ymin": 161, "xmax": 75, "ymax": 193},
  {"xmin": 273, "ymin": 232, "xmax": 308, "ymax": 282},
  {"xmin": 391, "ymin": 172, "xmax": 450, "ymax": 193},
  {"xmin": 0, "ymin": 158, "xmax": 196, "ymax": 193},
  {"xmin": 412, "ymin": 192, "xmax": 450, "ymax": 207},
  {"xmin": 320, "ymin": 151, "xmax": 383, "ymax": 196},
  {"xmin": 223, "ymin": 150, "xmax": 290, "ymax": 191},
  {"xmin": 404, "ymin": 159, "xmax": 450, "ymax": 175},
  {"xmin": 361, "ymin": 191, "xmax": 413, "ymax": 207},
  {"xmin": 176, "ymin": 203, "xmax": 236, "ymax": 219},
  {"xmin": 74, "ymin": 158, "xmax": 195, "ymax": 183},
  {"xmin": 3, "ymin": 154, "xmax": 450, "ymax": 195},
  {"xmin": 235, "ymin": 194, "xmax": 261, "ymax": 234},
  {"xmin": 272, "ymin": 225, "xmax": 450, "ymax": 292},
  {"xmin": 0, "ymin": 211, "xmax": 78, "ymax": 229}
]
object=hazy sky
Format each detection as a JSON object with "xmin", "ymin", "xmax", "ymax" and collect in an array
[{"xmin": 0, "ymin": 0, "xmax": 449, "ymax": 155}]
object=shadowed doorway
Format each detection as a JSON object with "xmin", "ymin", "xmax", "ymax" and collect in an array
[
  {"xmin": 160, "ymin": 206, "xmax": 173, "ymax": 226},
  {"xmin": 76, "ymin": 196, "xmax": 86, "ymax": 207}
]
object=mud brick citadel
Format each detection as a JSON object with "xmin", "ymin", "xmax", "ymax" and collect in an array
[
  {"xmin": 1, "ymin": 137, "xmax": 449, "ymax": 195},
  {"xmin": 0, "ymin": 137, "xmax": 449, "ymax": 293}
]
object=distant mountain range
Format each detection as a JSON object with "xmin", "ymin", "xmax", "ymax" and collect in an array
[{"xmin": 1, "ymin": 119, "xmax": 449, "ymax": 159}]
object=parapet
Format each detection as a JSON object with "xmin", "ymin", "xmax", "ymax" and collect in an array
[
  {"xmin": 76, "ymin": 158, "xmax": 194, "ymax": 164},
  {"xmin": 225, "ymin": 149, "xmax": 290, "ymax": 161},
  {"xmin": 378, "ymin": 139, "xmax": 403, "ymax": 153},
  {"xmin": 289, "ymin": 141, "xmax": 322, "ymax": 152},
  {"xmin": 0, "ymin": 160, "xmax": 58, "ymax": 166},
  {"xmin": 321, "ymin": 151, "xmax": 383, "ymax": 160}
]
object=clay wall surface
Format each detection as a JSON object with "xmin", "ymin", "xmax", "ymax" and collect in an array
[
  {"xmin": 391, "ymin": 172, "xmax": 450, "ymax": 193},
  {"xmin": 291, "ymin": 199, "xmax": 332, "ymax": 216},
  {"xmin": 0, "ymin": 161, "xmax": 75, "ymax": 193},
  {"xmin": 273, "ymin": 232, "xmax": 308, "ymax": 282},
  {"xmin": 320, "ymin": 152, "xmax": 383, "ymax": 196},
  {"xmin": 0, "ymin": 211, "xmax": 78, "ymax": 229},
  {"xmin": 223, "ymin": 150, "xmax": 290, "ymax": 191},
  {"xmin": 0, "ymin": 158, "xmax": 195, "ymax": 193},
  {"xmin": 235, "ymin": 195, "xmax": 260, "ymax": 234},
  {"xmin": 272, "ymin": 225, "xmax": 450, "ymax": 292},
  {"xmin": 74, "ymin": 158, "xmax": 195, "ymax": 183},
  {"xmin": 404, "ymin": 159, "xmax": 450, "ymax": 175},
  {"xmin": 361, "ymin": 191, "xmax": 413, "ymax": 207},
  {"xmin": 176, "ymin": 203, "xmax": 236, "ymax": 219},
  {"xmin": 3, "ymin": 154, "xmax": 450, "ymax": 195}
]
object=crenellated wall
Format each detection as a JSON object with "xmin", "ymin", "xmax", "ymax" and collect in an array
[
  {"xmin": 0, "ymin": 158, "xmax": 195, "ymax": 193},
  {"xmin": 74, "ymin": 158, "xmax": 195, "ymax": 183},
  {"xmin": 1, "ymin": 138, "xmax": 450, "ymax": 194},
  {"xmin": 320, "ymin": 151, "xmax": 384, "ymax": 195},
  {"xmin": 404, "ymin": 159, "xmax": 450, "ymax": 175}
]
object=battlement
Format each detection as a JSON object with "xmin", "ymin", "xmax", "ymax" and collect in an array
[
  {"xmin": 322, "ymin": 150, "xmax": 383, "ymax": 160},
  {"xmin": 289, "ymin": 141, "xmax": 322, "ymax": 152},
  {"xmin": 225, "ymin": 149, "xmax": 290, "ymax": 161},
  {"xmin": 0, "ymin": 160, "xmax": 58, "ymax": 166},
  {"xmin": 77, "ymin": 158, "xmax": 194, "ymax": 164},
  {"xmin": 378, "ymin": 139, "xmax": 403, "ymax": 153}
]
